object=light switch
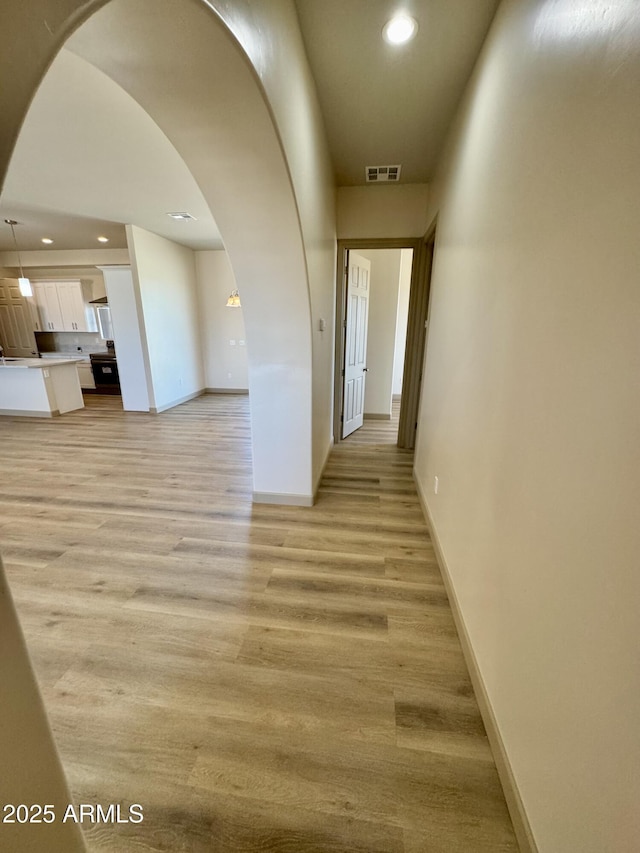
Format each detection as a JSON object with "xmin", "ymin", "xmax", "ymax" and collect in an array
[
  {"xmin": 229, "ymin": 339, "xmax": 236, "ymax": 346},
  {"xmin": 239, "ymin": 340, "xmax": 246, "ymax": 346}
]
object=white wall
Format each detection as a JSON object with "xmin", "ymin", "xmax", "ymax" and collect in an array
[
  {"xmin": 0, "ymin": 248, "xmax": 130, "ymax": 268},
  {"xmin": 100, "ymin": 264, "xmax": 150, "ymax": 412},
  {"xmin": 358, "ymin": 249, "xmax": 401, "ymax": 417},
  {"xmin": 196, "ymin": 250, "xmax": 248, "ymax": 391},
  {"xmin": 392, "ymin": 248, "xmax": 413, "ymax": 395},
  {"xmin": 414, "ymin": 2, "xmax": 640, "ymax": 851},
  {"xmin": 337, "ymin": 184, "xmax": 429, "ymax": 239},
  {"xmin": 127, "ymin": 225, "xmax": 204, "ymax": 412}
]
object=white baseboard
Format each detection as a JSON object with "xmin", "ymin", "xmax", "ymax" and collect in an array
[
  {"xmin": 413, "ymin": 471, "xmax": 538, "ymax": 853},
  {"xmin": 364, "ymin": 412, "xmax": 392, "ymax": 420},
  {"xmin": 204, "ymin": 387, "xmax": 249, "ymax": 395},
  {"xmin": 150, "ymin": 389, "xmax": 204, "ymax": 413},
  {"xmin": 0, "ymin": 409, "xmax": 57, "ymax": 417},
  {"xmin": 252, "ymin": 491, "xmax": 314, "ymax": 507}
]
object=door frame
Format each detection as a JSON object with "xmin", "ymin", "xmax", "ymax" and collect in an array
[{"xmin": 334, "ymin": 235, "xmax": 426, "ymax": 447}]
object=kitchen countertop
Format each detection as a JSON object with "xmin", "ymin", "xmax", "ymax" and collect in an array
[{"xmin": 0, "ymin": 358, "xmax": 85, "ymax": 369}]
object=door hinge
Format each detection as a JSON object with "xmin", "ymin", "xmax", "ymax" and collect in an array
[
  {"xmin": 340, "ymin": 415, "xmax": 344, "ymax": 422},
  {"xmin": 341, "ymin": 369, "xmax": 345, "ymax": 377}
]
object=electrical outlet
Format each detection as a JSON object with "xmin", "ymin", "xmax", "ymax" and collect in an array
[
  {"xmin": 239, "ymin": 340, "xmax": 245, "ymax": 346},
  {"xmin": 229, "ymin": 339, "xmax": 236, "ymax": 346},
  {"xmin": 434, "ymin": 476, "xmax": 439, "ymax": 495}
]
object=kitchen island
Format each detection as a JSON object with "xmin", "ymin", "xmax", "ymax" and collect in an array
[{"xmin": 0, "ymin": 358, "xmax": 84, "ymax": 417}]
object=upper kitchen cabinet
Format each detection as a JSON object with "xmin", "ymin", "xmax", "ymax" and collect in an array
[
  {"xmin": 32, "ymin": 281, "xmax": 64, "ymax": 331},
  {"xmin": 32, "ymin": 280, "xmax": 98, "ymax": 333}
]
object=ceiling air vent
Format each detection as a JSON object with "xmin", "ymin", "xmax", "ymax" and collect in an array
[
  {"xmin": 365, "ymin": 165, "xmax": 401, "ymax": 183},
  {"xmin": 167, "ymin": 212, "xmax": 197, "ymax": 221}
]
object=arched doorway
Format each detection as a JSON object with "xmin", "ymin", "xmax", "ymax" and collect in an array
[{"xmin": 1, "ymin": 0, "xmax": 324, "ymax": 504}]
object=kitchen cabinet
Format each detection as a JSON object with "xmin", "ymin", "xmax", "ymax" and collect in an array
[
  {"xmin": 32, "ymin": 281, "xmax": 97, "ymax": 333},
  {"xmin": 33, "ymin": 281, "xmax": 64, "ymax": 331},
  {"xmin": 0, "ymin": 358, "xmax": 84, "ymax": 417},
  {"xmin": 40, "ymin": 353, "xmax": 96, "ymax": 389}
]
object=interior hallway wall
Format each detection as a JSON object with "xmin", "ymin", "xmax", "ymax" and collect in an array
[
  {"xmin": 337, "ymin": 184, "xmax": 430, "ymax": 239},
  {"xmin": 128, "ymin": 225, "xmax": 204, "ymax": 411},
  {"xmin": 414, "ymin": 2, "xmax": 640, "ymax": 851},
  {"xmin": 196, "ymin": 250, "xmax": 248, "ymax": 391}
]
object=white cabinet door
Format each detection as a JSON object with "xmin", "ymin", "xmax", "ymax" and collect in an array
[
  {"xmin": 28, "ymin": 297, "xmax": 43, "ymax": 332},
  {"xmin": 33, "ymin": 282, "xmax": 65, "ymax": 332},
  {"xmin": 59, "ymin": 282, "xmax": 97, "ymax": 332},
  {"xmin": 57, "ymin": 282, "xmax": 86, "ymax": 331}
]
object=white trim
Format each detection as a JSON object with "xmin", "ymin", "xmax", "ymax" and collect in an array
[
  {"xmin": 204, "ymin": 387, "xmax": 249, "ymax": 395},
  {"xmin": 413, "ymin": 470, "xmax": 538, "ymax": 853},
  {"xmin": 252, "ymin": 491, "xmax": 314, "ymax": 507},
  {"xmin": 0, "ymin": 409, "xmax": 58, "ymax": 418},
  {"xmin": 363, "ymin": 412, "xmax": 392, "ymax": 420},
  {"xmin": 149, "ymin": 389, "xmax": 204, "ymax": 413}
]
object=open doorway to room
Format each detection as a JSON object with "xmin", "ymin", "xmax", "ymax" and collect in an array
[{"xmin": 334, "ymin": 229, "xmax": 435, "ymax": 449}]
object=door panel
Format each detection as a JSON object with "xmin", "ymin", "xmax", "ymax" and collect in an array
[
  {"xmin": 342, "ymin": 252, "xmax": 371, "ymax": 438},
  {"xmin": 0, "ymin": 279, "xmax": 38, "ymax": 357}
]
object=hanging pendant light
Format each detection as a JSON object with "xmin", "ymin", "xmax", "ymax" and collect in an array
[
  {"xmin": 4, "ymin": 219, "xmax": 32, "ymax": 297},
  {"xmin": 225, "ymin": 289, "xmax": 241, "ymax": 308}
]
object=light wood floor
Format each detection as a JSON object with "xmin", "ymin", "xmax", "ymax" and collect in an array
[{"xmin": 0, "ymin": 394, "xmax": 517, "ymax": 852}]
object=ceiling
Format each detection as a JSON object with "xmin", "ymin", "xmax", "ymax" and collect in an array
[
  {"xmin": 0, "ymin": 0, "xmax": 499, "ymax": 255},
  {"xmin": 0, "ymin": 49, "xmax": 222, "ymax": 255},
  {"xmin": 295, "ymin": 0, "xmax": 500, "ymax": 186}
]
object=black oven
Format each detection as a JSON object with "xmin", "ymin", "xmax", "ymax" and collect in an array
[{"xmin": 90, "ymin": 351, "xmax": 120, "ymax": 394}]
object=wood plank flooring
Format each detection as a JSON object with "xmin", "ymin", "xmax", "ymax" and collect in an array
[{"xmin": 0, "ymin": 394, "xmax": 517, "ymax": 852}]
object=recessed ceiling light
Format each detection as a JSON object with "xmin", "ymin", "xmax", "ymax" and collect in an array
[
  {"xmin": 97, "ymin": 236, "xmax": 109, "ymax": 243},
  {"xmin": 41, "ymin": 237, "xmax": 54, "ymax": 244},
  {"xmin": 383, "ymin": 14, "xmax": 418, "ymax": 45},
  {"xmin": 167, "ymin": 212, "xmax": 197, "ymax": 221}
]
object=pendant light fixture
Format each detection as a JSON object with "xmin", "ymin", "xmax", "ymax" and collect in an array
[
  {"xmin": 4, "ymin": 219, "xmax": 32, "ymax": 297},
  {"xmin": 225, "ymin": 289, "xmax": 241, "ymax": 308}
]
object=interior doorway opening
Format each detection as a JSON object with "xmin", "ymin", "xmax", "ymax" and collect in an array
[
  {"xmin": 334, "ymin": 229, "xmax": 435, "ymax": 449},
  {"xmin": 340, "ymin": 247, "xmax": 412, "ymax": 441}
]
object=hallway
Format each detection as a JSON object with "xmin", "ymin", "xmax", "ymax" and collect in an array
[{"xmin": 0, "ymin": 395, "xmax": 516, "ymax": 852}]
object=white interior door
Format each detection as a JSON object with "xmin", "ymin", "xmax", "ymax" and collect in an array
[{"xmin": 342, "ymin": 251, "xmax": 371, "ymax": 438}]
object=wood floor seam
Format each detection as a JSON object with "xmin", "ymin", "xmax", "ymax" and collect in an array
[{"xmin": 0, "ymin": 394, "xmax": 518, "ymax": 852}]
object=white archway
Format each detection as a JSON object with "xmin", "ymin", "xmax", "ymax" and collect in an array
[{"xmin": 1, "ymin": 0, "xmax": 334, "ymax": 504}]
